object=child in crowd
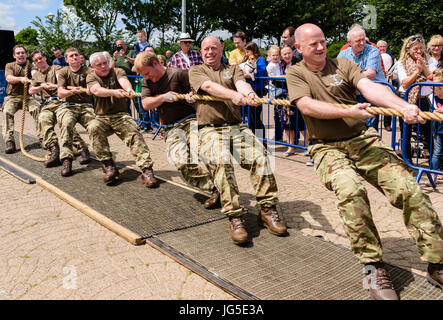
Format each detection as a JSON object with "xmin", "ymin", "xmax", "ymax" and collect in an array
[
  {"xmin": 265, "ymin": 46, "xmax": 285, "ymax": 145},
  {"xmin": 134, "ymin": 30, "xmax": 151, "ymax": 56},
  {"xmin": 266, "ymin": 45, "xmax": 283, "ymax": 78},
  {"xmin": 427, "ymin": 69, "xmax": 443, "ymax": 186}
]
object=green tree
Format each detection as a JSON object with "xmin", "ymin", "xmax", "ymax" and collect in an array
[
  {"xmin": 31, "ymin": 8, "xmax": 91, "ymax": 57},
  {"xmin": 64, "ymin": 0, "xmax": 124, "ymax": 52},
  {"xmin": 182, "ymin": 0, "xmax": 222, "ymax": 44},
  {"xmin": 364, "ymin": 0, "xmax": 443, "ymax": 55},
  {"xmin": 118, "ymin": 0, "xmax": 178, "ymax": 44},
  {"xmin": 15, "ymin": 27, "xmax": 39, "ymax": 47},
  {"xmin": 216, "ymin": 0, "xmax": 364, "ymax": 46}
]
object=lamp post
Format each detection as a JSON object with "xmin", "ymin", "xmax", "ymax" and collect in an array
[
  {"xmin": 181, "ymin": 0, "xmax": 186, "ymax": 33},
  {"xmin": 47, "ymin": 12, "xmax": 55, "ymax": 20}
]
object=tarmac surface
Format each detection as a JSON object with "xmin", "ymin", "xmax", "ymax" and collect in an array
[{"xmin": 0, "ymin": 108, "xmax": 442, "ymax": 300}]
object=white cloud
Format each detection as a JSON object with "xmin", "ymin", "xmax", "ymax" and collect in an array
[
  {"xmin": 0, "ymin": 3, "xmax": 18, "ymax": 31},
  {"xmin": 15, "ymin": 0, "xmax": 50, "ymax": 11}
]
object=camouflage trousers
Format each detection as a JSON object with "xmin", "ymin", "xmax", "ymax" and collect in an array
[
  {"xmin": 39, "ymin": 99, "xmax": 88, "ymax": 150},
  {"xmin": 2, "ymin": 95, "xmax": 41, "ymax": 143},
  {"xmin": 56, "ymin": 103, "xmax": 95, "ymax": 160},
  {"xmin": 165, "ymin": 118, "xmax": 214, "ymax": 192},
  {"xmin": 88, "ymin": 112, "xmax": 153, "ymax": 170},
  {"xmin": 199, "ymin": 123, "xmax": 278, "ymax": 217},
  {"xmin": 310, "ymin": 127, "xmax": 443, "ymax": 264}
]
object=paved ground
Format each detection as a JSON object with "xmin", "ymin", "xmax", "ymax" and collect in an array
[{"xmin": 0, "ymin": 108, "xmax": 442, "ymax": 300}]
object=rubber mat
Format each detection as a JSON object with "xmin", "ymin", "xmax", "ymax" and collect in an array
[
  {"xmin": 2, "ymin": 132, "xmax": 442, "ymax": 300},
  {"xmin": 0, "ymin": 132, "xmax": 225, "ymax": 239},
  {"xmin": 154, "ymin": 212, "xmax": 443, "ymax": 300}
]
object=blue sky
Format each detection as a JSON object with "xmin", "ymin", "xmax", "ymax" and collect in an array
[{"xmin": 0, "ymin": 0, "xmax": 63, "ymax": 34}]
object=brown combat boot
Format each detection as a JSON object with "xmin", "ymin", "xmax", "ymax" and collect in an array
[
  {"xmin": 44, "ymin": 142, "xmax": 61, "ymax": 168},
  {"xmin": 365, "ymin": 262, "xmax": 399, "ymax": 300},
  {"xmin": 229, "ymin": 216, "xmax": 248, "ymax": 244},
  {"xmin": 5, "ymin": 140, "xmax": 16, "ymax": 154},
  {"xmin": 78, "ymin": 148, "xmax": 91, "ymax": 165},
  {"xmin": 60, "ymin": 158, "xmax": 73, "ymax": 177},
  {"xmin": 140, "ymin": 166, "xmax": 159, "ymax": 188},
  {"xmin": 204, "ymin": 187, "xmax": 221, "ymax": 209},
  {"xmin": 258, "ymin": 205, "xmax": 287, "ymax": 236},
  {"xmin": 427, "ymin": 263, "xmax": 443, "ymax": 290},
  {"xmin": 101, "ymin": 159, "xmax": 119, "ymax": 184}
]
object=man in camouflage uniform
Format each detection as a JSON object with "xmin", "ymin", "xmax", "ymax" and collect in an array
[
  {"xmin": 57, "ymin": 47, "xmax": 94, "ymax": 176},
  {"xmin": 29, "ymin": 50, "xmax": 90, "ymax": 168},
  {"xmin": 286, "ymin": 23, "xmax": 443, "ymax": 300},
  {"xmin": 87, "ymin": 51, "xmax": 158, "ymax": 187},
  {"xmin": 189, "ymin": 36, "xmax": 287, "ymax": 244},
  {"xmin": 134, "ymin": 51, "xmax": 220, "ymax": 209},
  {"xmin": 2, "ymin": 45, "xmax": 41, "ymax": 153}
]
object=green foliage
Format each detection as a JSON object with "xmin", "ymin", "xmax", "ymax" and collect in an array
[
  {"xmin": 63, "ymin": 0, "xmax": 124, "ymax": 52},
  {"xmin": 327, "ymin": 41, "xmax": 347, "ymax": 58},
  {"xmin": 117, "ymin": 0, "xmax": 178, "ymax": 42},
  {"xmin": 364, "ymin": 0, "xmax": 443, "ymax": 56},
  {"xmin": 223, "ymin": 38, "xmax": 235, "ymax": 52},
  {"xmin": 215, "ymin": 0, "xmax": 364, "ymax": 45},
  {"xmin": 31, "ymin": 8, "xmax": 91, "ymax": 57},
  {"xmin": 15, "ymin": 28, "xmax": 39, "ymax": 47}
]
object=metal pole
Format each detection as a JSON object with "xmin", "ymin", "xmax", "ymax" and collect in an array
[{"xmin": 181, "ymin": 0, "xmax": 186, "ymax": 33}]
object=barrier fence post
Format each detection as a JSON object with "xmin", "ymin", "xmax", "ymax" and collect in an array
[{"xmin": 402, "ymin": 82, "xmax": 443, "ymax": 186}]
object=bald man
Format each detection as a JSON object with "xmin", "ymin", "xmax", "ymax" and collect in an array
[
  {"xmin": 286, "ymin": 23, "xmax": 443, "ymax": 300},
  {"xmin": 189, "ymin": 36, "xmax": 287, "ymax": 244}
]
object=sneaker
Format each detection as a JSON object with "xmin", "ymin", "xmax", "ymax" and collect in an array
[
  {"xmin": 306, "ymin": 159, "xmax": 314, "ymax": 166},
  {"xmin": 425, "ymin": 174, "xmax": 438, "ymax": 187},
  {"xmin": 303, "ymin": 151, "xmax": 310, "ymax": 156}
]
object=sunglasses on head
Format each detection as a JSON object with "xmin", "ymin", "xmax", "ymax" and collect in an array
[{"xmin": 409, "ymin": 35, "xmax": 424, "ymax": 43}]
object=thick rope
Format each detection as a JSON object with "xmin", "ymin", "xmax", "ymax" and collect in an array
[
  {"xmin": 171, "ymin": 93, "xmax": 443, "ymax": 122},
  {"xmin": 21, "ymin": 62, "xmax": 50, "ymax": 162}
]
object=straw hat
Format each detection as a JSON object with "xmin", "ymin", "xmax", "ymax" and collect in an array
[{"xmin": 177, "ymin": 32, "xmax": 195, "ymax": 43}]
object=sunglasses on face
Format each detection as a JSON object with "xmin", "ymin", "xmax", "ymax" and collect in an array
[{"xmin": 183, "ymin": 41, "xmax": 192, "ymax": 44}]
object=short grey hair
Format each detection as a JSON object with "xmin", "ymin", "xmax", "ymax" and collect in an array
[
  {"xmin": 89, "ymin": 51, "xmax": 111, "ymax": 66},
  {"xmin": 347, "ymin": 23, "xmax": 366, "ymax": 41},
  {"xmin": 377, "ymin": 40, "xmax": 387, "ymax": 47}
]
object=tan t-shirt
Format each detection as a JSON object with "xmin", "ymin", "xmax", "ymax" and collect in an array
[
  {"xmin": 57, "ymin": 65, "xmax": 91, "ymax": 103},
  {"xmin": 286, "ymin": 57, "xmax": 366, "ymax": 141},
  {"xmin": 86, "ymin": 68, "xmax": 128, "ymax": 116},
  {"xmin": 141, "ymin": 68, "xmax": 195, "ymax": 125},
  {"xmin": 31, "ymin": 65, "xmax": 61, "ymax": 101},
  {"xmin": 189, "ymin": 63, "xmax": 244, "ymax": 125},
  {"xmin": 5, "ymin": 62, "xmax": 34, "ymax": 96}
]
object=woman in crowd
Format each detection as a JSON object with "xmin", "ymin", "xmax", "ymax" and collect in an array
[
  {"xmin": 243, "ymin": 41, "xmax": 266, "ymax": 133},
  {"xmin": 428, "ymin": 34, "xmax": 443, "ymax": 72},
  {"xmin": 397, "ymin": 34, "xmax": 432, "ymax": 162},
  {"xmin": 279, "ymin": 46, "xmax": 312, "ymax": 164}
]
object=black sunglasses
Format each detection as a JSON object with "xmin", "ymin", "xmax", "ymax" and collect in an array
[{"xmin": 409, "ymin": 35, "xmax": 424, "ymax": 43}]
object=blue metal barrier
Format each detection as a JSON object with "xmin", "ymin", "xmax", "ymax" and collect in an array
[
  {"xmin": 127, "ymin": 74, "xmax": 163, "ymax": 140},
  {"xmin": 247, "ymin": 78, "xmax": 400, "ymax": 154},
  {"xmin": 246, "ymin": 76, "xmax": 308, "ymax": 152},
  {"xmin": 0, "ymin": 70, "xmax": 6, "ymax": 105},
  {"xmin": 402, "ymin": 82, "xmax": 443, "ymax": 187},
  {"xmin": 360, "ymin": 81, "xmax": 399, "ymax": 150}
]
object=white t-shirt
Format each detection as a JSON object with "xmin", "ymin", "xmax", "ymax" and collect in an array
[
  {"xmin": 397, "ymin": 62, "xmax": 431, "ymax": 95},
  {"xmin": 266, "ymin": 61, "xmax": 282, "ymax": 77},
  {"xmin": 429, "ymin": 57, "xmax": 439, "ymax": 72},
  {"xmin": 381, "ymin": 53, "xmax": 393, "ymax": 72}
]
